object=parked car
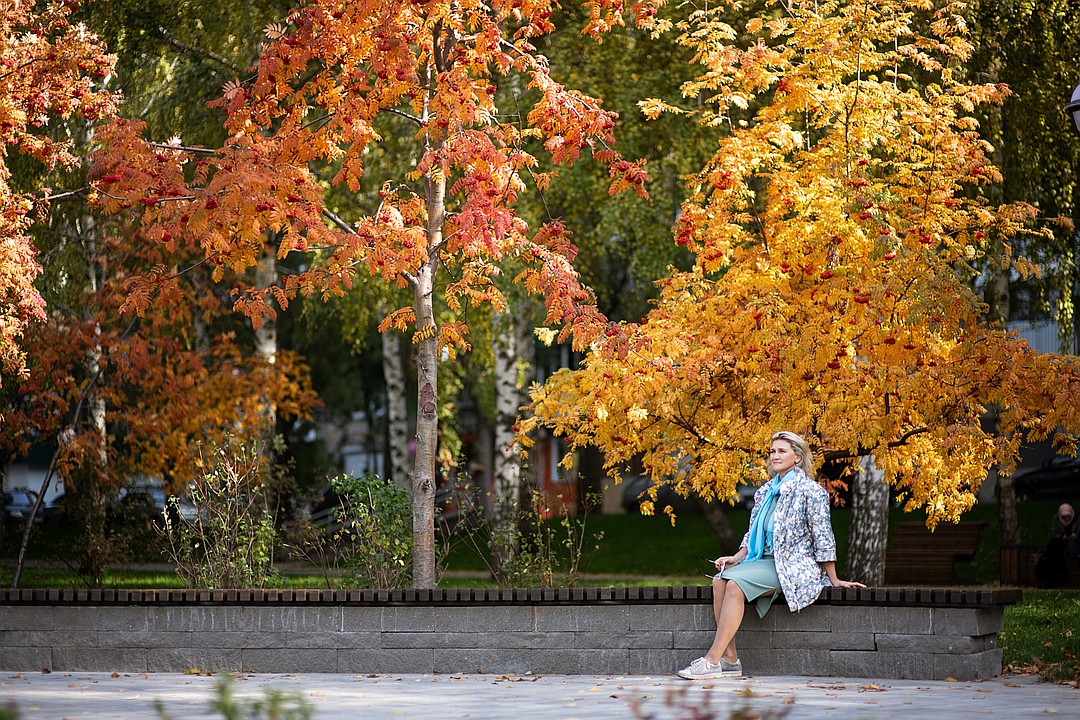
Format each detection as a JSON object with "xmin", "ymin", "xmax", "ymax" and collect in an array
[
  {"xmin": 3, "ymin": 488, "xmax": 43, "ymax": 524},
  {"xmin": 42, "ymin": 491, "xmax": 73, "ymax": 525},
  {"xmin": 114, "ymin": 485, "xmax": 199, "ymax": 524},
  {"xmin": 1013, "ymin": 455, "xmax": 1080, "ymax": 501}
]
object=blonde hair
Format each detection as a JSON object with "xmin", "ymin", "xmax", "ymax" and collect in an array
[{"xmin": 771, "ymin": 431, "xmax": 814, "ymax": 475}]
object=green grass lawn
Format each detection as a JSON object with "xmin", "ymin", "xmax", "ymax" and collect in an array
[
  {"xmin": 1, "ymin": 498, "xmax": 1066, "ymax": 583},
  {"xmin": 1002, "ymin": 589, "xmax": 1080, "ymax": 684}
]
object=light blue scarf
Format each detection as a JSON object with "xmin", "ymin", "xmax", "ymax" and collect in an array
[{"xmin": 744, "ymin": 468, "xmax": 798, "ymax": 563}]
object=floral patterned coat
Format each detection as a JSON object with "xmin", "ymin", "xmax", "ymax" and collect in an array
[{"xmin": 741, "ymin": 467, "xmax": 837, "ymax": 612}]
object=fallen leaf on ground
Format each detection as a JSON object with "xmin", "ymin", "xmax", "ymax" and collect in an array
[
  {"xmin": 858, "ymin": 684, "xmax": 885, "ymax": 692},
  {"xmin": 735, "ymin": 687, "xmax": 765, "ymax": 698}
]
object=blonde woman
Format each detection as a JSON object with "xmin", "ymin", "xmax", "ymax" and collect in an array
[{"xmin": 678, "ymin": 431, "xmax": 865, "ymax": 680}]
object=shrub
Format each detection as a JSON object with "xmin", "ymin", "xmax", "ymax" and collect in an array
[
  {"xmin": 327, "ymin": 473, "xmax": 414, "ymax": 589},
  {"xmin": 457, "ymin": 486, "xmax": 605, "ymax": 587},
  {"xmin": 160, "ymin": 438, "xmax": 278, "ymax": 589}
]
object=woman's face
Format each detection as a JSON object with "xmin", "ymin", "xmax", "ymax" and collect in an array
[{"xmin": 769, "ymin": 439, "xmax": 800, "ymax": 476}]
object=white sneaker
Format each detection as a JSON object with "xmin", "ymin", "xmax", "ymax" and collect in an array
[{"xmin": 677, "ymin": 656, "xmax": 743, "ymax": 679}]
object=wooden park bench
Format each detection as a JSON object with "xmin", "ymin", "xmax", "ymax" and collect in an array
[{"xmin": 885, "ymin": 521, "xmax": 986, "ymax": 585}]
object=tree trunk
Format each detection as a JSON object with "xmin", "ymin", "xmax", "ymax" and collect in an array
[
  {"xmin": 410, "ymin": 101, "xmax": 446, "ymax": 586},
  {"xmin": 845, "ymin": 454, "xmax": 889, "ymax": 586},
  {"xmin": 986, "ymin": 266, "xmax": 1021, "ymax": 548},
  {"xmin": 699, "ymin": 498, "xmax": 738, "ymax": 551},
  {"xmin": 13, "ymin": 209, "xmax": 109, "ymax": 586},
  {"xmin": 80, "ymin": 211, "xmax": 111, "ymax": 584},
  {"xmin": 381, "ymin": 320, "xmax": 410, "ymax": 489},
  {"xmin": 411, "ymin": 262, "xmax": 439, "ymax": 589},
  {"xmin": 996, "ymin": 457, "xmax": 1021, "ymax": 546},
  {"xmin": 490, "ymin": 308, "xmax": 524, "ymax": 575},
  {"xmin": 254, "ymin": 240, "xmax": 278, "ymax": 433}
]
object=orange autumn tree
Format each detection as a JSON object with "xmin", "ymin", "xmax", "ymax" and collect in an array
[
  {"xmin": 0, "ymin": 1, "xmax": 115, "ymax": 393},
  {"xmin": 524, "ymin": 0, "xmax": 1080, "ymax": 550},
  {"xmin": 1, "ymin": 220, "xmax": 318, "ymax": 495},
  {"xmin": 93, "ymin": 0, "xmax": 658, "ymax": 587}
]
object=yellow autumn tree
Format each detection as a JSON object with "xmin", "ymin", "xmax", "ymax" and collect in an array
[{"xmin": 523, "ymin": 0, "xmax": 1080, "ymax": 532}]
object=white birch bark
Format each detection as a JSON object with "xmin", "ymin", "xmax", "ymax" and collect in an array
[
  {"xmin": 846, "ymin": 454, "xmax": 889, "ymax": 586},
  {"xmin": 490, "ymin": 309, "xmax": 523, "ymax": 573},
  {"xmin": 254, "ymin": 241, "xmax": 278, "ymax": 432},
  {"xmin": 381, "ymin": 324, "xmax": 410, "ymax": 489}
]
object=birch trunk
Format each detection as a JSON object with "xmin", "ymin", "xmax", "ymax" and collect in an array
[
  {"xmin": 845, "ymin": 455, "xmax": 889, "ymax": 586},
  {"xmin": 81, "ymin": 212, "xmax": 111, "ymax": 582},
  {"xmin": 254, "ymin": 240, "xmax": 278, "ymax": 432},
  {"xmin": 490, "ymin": 309, "xmax": 523, "ymax": 575},
  {"xmin": 381, "ymin": 323, "xmax": 410, "ymax": 489}
]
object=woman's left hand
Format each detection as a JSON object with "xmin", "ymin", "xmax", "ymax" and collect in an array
[{"xmin": 831, "ymin": 579, "xmax": 867, "ymax": 588}]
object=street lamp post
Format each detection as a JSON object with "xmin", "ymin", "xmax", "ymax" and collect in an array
[{"xmin": 1067, "ymin": 81, "xmax": 1080, "ymax": 137}]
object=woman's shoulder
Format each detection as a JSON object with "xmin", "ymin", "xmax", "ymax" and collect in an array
[{"xmin": 791, "ymin": 470, "xmax": 829, "ymax": 498}]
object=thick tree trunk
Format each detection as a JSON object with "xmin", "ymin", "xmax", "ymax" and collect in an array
[
  {"xmin": 381, "ymin": 322, "xmax": 410, "ymax": 489},
  {"xmin": 490, "ymin": 308, "xmax": 525, "ymax": 575},
  {"xmin": 845, "ymin": 455, "xmax": 889, "ymax": 586}
]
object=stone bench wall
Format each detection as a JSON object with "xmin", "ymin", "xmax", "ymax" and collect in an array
[{"xmin": 0, "ymin": 587, "xmax": 1019, "ymax": 680}]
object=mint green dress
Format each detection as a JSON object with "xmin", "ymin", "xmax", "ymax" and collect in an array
[{"xmin": 717, "ymin": 498, "xmax": 782, "ymax": 618}]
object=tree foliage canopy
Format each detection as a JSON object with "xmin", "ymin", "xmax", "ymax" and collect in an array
[
  {"xmin": 91, "ymin": 0, "xmax": 659, "ymax": 350},
  {"xmin": 0, "ymin": 1, "xmax": 115, "ymax": 391},
  {"xmin": 524, "ymin": 0, "xmax": 1080, "ymax": 528}
]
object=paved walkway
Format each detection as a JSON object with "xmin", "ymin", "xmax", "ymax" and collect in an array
[{"xmin": 1, "ymin": 670, "xmax": 1076, "ymax": 719}]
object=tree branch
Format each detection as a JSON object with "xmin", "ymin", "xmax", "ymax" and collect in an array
[
  {"xmin": 157, "ymin": 26, "xmax": 243, "ymax": 76},
  {"xmin": 383, "ymin": 107, "xmax": 423, "ymax": 125}
]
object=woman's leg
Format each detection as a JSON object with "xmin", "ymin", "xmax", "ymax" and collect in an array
[{"xmin": 705, "ymin": 577, "xmax": 745, "ymax": 664}]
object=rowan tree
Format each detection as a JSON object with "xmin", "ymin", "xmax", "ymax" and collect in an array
[
  {"xmin": 0, "ymin": 1, "xmax": 115, "ymax": 393},
  {"xmin": 523, "ymin": 0, "xmax": 1080, "ymax": 552},
  {"xmin": 93, "ymin": 0, "xmax": 659, "ymax": 587},
  {"xmin": 2, "ymin": 1, "xmax": 321, "ymax": 585}
]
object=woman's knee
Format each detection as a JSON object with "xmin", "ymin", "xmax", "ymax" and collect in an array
[{"xmin": 722, "ymin": 582, "xmax": 746, "ymax": 605}]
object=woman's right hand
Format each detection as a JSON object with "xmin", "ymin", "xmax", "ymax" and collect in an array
[{"xmin": 715, "ymin": 555, "xmax": 740, "ymax": 571}]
